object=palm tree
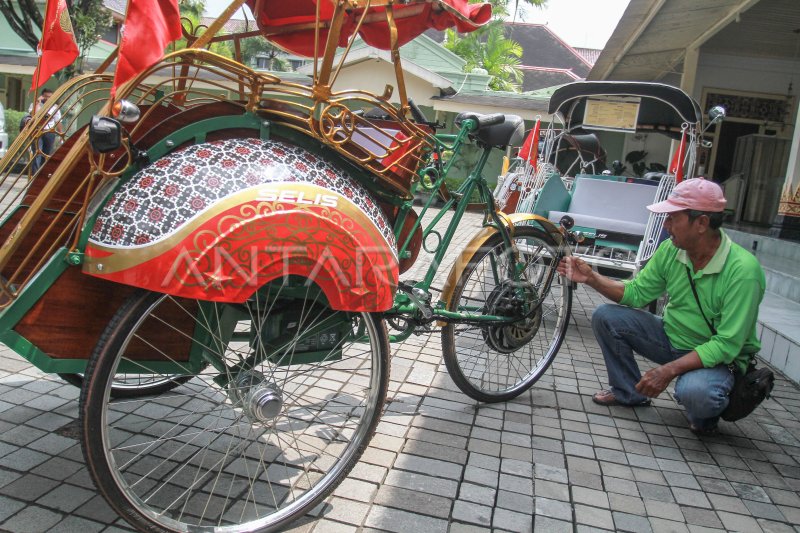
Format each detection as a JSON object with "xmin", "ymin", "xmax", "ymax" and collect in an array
[
  {"xmin": 445, "ymin": 20, "xmax": 523, "ymax": 92},
  {"xmin": 480, "ymin": 23, "xmax": 525, "ymax": 91},
  {"xmin": 175, "ymin": 1, "xmax": 234, "ymax": 59},
  {"xmin": 443, "ymin": 0, "xmax": 546, "ymax": 93}
]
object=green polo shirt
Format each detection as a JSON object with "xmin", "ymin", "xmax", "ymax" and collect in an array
[{"xmin": 619, "ymin": 230, "xmax": 765, "ymax": 373}]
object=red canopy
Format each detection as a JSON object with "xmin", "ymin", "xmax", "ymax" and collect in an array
[{"xmin": 245, "ymin": 0, "xmax": 492, "ymax": 57}]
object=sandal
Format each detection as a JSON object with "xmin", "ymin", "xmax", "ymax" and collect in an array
[{"xmin": 591, "ymin": 389, "xmax": 651, "ymax": 407}]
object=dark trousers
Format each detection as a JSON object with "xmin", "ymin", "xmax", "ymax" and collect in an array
[{"xmin": 32, "ymin": 132, "xmax": 56, "ymax": 174}]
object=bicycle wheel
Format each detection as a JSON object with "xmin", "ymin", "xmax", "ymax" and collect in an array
[
  {"xmin": 80, "ymin": 286, "xmax": 389, "ymax": 532},
  {"xmin": 58, "ymin": 372, "xmax": 193, "ymax": 398},
  {"xmin": 442, "ymin": 225, "xmax": 572, "ymax": 402}
]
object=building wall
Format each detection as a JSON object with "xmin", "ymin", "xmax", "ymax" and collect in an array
[
  {"xmin": 659, "ymin": 52, "xmax": 800, "ymax": 128},
  {"xmin": 330, "ymin": 59, "xmax": 440, "ymax": 108},
  {"xmin": 695, "ymin": 52, "xmax": 800, "ymax": 101},
  {"xmin": 692, "ymin": 52, "xmax": 800, "ymax": 223},
  {"xmin": 693, "ymin": 52, "xmax": 799, "ymax": 137},
  {"xmin": 326, "ymin": 59, "xmax": 501, "ymax": 182}
]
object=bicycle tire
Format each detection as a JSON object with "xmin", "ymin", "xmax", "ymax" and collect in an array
[
  {"xmin": 442, "ymin": 225, "xmax": 572, "ymax": 402},
  {"xmin": 58, "ymin": 372, "xmax": 193, "ymax": 398},
  {"xmin": 80, "ymin": 287, "xmax": 389, "ymax": 532}
]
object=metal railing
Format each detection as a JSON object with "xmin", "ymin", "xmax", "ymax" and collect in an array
[{"xmin": 0, "ymin": 48, "xmax": 433, "ymax": 308}]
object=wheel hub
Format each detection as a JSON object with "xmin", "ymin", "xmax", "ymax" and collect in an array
[
  {"xmin": 230, "ymin": 371, "xmax": 283, "ymax": 423},
  {"xmin": 482, "ymin": 279, "xmax": 542, "ymax": 353}
]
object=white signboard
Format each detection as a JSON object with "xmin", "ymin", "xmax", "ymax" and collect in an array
[{"xmin": 582, "ymin": 96, "xmax": 641, "ymax": 132}]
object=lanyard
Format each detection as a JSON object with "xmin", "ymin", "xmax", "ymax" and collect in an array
[{"xmin": 684, "ymin": 266, "xmax": 717, "ymax": 335}]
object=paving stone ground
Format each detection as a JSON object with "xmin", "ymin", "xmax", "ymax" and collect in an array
[{"xmin": 0, "ymin": 209, "xmax": 799, "ymax": 532}]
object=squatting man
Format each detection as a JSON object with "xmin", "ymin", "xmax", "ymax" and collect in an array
[{"xmin": 557, "ymin": 178, "xmax": 765, "ymax": 434}]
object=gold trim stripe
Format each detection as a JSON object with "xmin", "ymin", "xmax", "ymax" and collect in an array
[{"xmin": 85, "ymin": 183, "xmax": 395, "ymax": 275}]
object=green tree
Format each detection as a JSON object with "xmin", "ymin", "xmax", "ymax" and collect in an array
[
  {"xmin": 180, "ymin": 0, "xmax": 204, "ymax": 19},
  {"xmin": 175, "ymin": 0, "xmax": 233, "ymax": 59},
  {"xmin": 442, "ymin": 0, "xmax": 547, "ymax": 93},
  {"xmin": 178, "ymin": 0, "xmax": 285, "ymax": 69},
  {"xmin": 240, "ymin": 36, "xmax": 289, "ymax": 71},
  {"xmin": 445, "ymin": 20, "xmax": 523, "ymax": 91},
  {"xmin": 0, "ymin": 0, "xmax": 111, "ymax": 74},
  {"xmin": 495, "ymin": 0, "xmax": 547, "ymax": 20},
  {"xmin": 72, "ymin": 3, "xmax": 111, "ymax": 73}
]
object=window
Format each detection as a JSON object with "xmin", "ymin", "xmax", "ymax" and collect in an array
[{"xmin": 256, "ymin": 56, "xmax": 270, "ymax": 69}]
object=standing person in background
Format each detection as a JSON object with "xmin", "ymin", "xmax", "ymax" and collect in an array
[
  {"xmin": 29, "ymin": 88, "xmax": 63, "ymax": 173},
  {"xmin": 557, "ymin": 178, "xmax": 765, "ymax": 435}
]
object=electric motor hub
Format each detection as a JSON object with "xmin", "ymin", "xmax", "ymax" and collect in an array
[{"xmin": 482, "ymin": 279, "xmax": 542, "ymax": 353}]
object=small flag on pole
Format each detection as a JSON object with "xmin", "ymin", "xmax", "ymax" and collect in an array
[
  {"xmin": 31, "ymin": 0, "xmax": 79, "ymax": 90},
  {"xmin": 518, "ymin": 118, "xmax": 541, "ymax": 169},
  {"xmin": 669, "ymin": 130, "xmax": 687, "ymax": 183}
]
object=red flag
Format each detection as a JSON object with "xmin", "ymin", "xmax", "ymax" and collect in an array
[
  {"xmin": 669, "ymin": 130, "xmax": 687, "ymax": 183},
  {"xmin": 112, "ymin": 0, "xmax": 182, "ymax": 97},
  {"xmin": 31, "ymin": 0, "xmax": 79, "ymax": 90},
  {"xmin": 519, "ymin": 119, "xmax": 540, "ymax": 168}
]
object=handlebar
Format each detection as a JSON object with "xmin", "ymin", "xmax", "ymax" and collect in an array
[{"xmin": 559, "ymin": 215, "xmax": 585, "ymax": 245}]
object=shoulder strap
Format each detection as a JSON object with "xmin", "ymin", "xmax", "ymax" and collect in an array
[{"xmin": 685, "ymin": 266, "xmax": 717, "ymax": 335}]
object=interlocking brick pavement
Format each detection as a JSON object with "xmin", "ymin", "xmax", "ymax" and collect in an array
[{"xmin": 0, "ymin": 209, "xmax": 798, "ymax": 532}]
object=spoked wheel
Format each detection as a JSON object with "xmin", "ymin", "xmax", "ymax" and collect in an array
[
  {"xmin": 442, "ymin": 225, "xmax": 572, "ymax": 402},
  {"xmin": 80, "ymin": 285, "xmax": 389, "ymax": 532},
  {"xmin": 58, "ymin": 372, "xmax": 193, "ymax": 398}
]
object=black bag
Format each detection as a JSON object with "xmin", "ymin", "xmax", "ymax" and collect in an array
[
  {"xmin": 721, "ymin": 361, "xmax": 775, "ymax": 422},
  {"xmin": 19, "ymin": 114, "xmax": 32, "ymax": 130},
  {"xmin": 684, "ymin": 267, "xmax": 774, "ymax": 422}
]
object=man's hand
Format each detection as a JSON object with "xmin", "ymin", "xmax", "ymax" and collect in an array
[
  {"xmin": 635, "ymin": 352, "xmax": 704, "ymax": 398},
  {"xmin": 557, "ymin": 256, "xmax": 626, "ymax": 302},
  {"xmin": 557, "ymin": 256, "xmax": 594, "ymax": 284},
  {"xmin": 635, "ymin": 365, "xmax": 676, "ymax": 398}
]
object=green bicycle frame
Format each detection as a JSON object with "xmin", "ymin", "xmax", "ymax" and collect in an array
[{"xmin": 387, "ymin": 120, "xmax": 523, "ymax": 341}]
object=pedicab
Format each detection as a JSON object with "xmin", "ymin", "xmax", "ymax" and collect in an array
[
  {"xmin": 0, "ymin": 0, "xmax": 574, "ymax": 531},
  {"xmin": 500, "ymin": 81, "xmax": 725, "ymax": 276}
]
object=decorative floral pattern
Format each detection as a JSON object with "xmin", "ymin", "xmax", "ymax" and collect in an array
[
  {"xmin": 779, "ymin": 184, "xmax": 800, "ymax": 217},
  {"xmin": 91, "ymin": 138, "xmax": 393, "ymax": 248}
]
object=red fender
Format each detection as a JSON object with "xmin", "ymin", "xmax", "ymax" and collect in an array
[{"xmin": 84, "ymin": 139, "xmax": 398, "ymax": 312}]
